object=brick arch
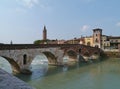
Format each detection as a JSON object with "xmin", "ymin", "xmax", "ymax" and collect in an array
[
  {"xmin": 81, "ymin": 47, "xmax": 90, "ymax": 56},
  {"xmin": 42, "ymin": 51, "xmax": 58, "ymax": 65},
  {"xmin": 63, "ymin": 47, "xmax": 78, "ymax": 54},
  {"xmin": 93, "ymin": 51, "xmax": 99, "ymax": 55},
  {"xmin": 0, "ymin": 56, "xmax": 21, "ymax": 73},
  {"xmin": 83, "ymin": 51, "xmax": 90, "ymax": 57},
  {"xmin": 64, "ymin": 49, "xmax": 78, "ymax": 62},
  {"xmin": 30, "ymin": 51, "xmax": 57, "ymax": 65}
]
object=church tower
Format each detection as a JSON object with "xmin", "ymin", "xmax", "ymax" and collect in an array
[
  {"xmin": 43, "ymin": 25, "xmax": 47, "ymax": 40},
  {"xmin": 93, "ymin": 28, "xmax": 102, "ymax": 48}
]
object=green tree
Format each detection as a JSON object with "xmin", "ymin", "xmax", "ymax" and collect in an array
[{"xmin": 34, "ymin": 40, "xmax": 42, "ymax": 44}]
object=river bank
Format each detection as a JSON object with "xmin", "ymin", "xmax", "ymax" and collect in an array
[
  {"xmin": 104, "ymin": 51, "xmax": 120, "ymax": 58},
  {"xmin": 0, "ymin": 68, "xmax": 35, "ymax": 89}
]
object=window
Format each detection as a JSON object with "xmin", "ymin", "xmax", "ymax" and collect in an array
[
  {"xmin": 104, "ymin": 43, "xmax": 105, "ymax": 46},
  {"xmin": 115, "ymin": 40, "xmax": 118, "ymax": 42},
  {"xmin": 95, "ymin": 38, "xmax": 98, "ymax": 43},
  {"xmin": 95, "ymin": 45, "xmax": 99, "ymax": 48},
  {"xmin": 96, "ymin": 34, "xmax": 98, "ymax": 37},
  {"xmin": 23, "ymin": 54, "xmax": 27, "ymax": 65},
  {"xmin": 111, "ymin": 40, "xmax": 113, "ymax": 43}
]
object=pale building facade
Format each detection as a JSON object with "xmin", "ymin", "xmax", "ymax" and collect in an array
[
  {"xmin": 102, "ymin": 35, "xmax": 110, "ymax": 49},
  {"xmin": 84, "ymin": 36, "xmax": 93, "ymax": 46}
]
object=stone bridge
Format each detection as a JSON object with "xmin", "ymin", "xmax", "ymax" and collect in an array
[{"xmin": 0, "ymin": 44, "xmax": 102, "ymax": 74}]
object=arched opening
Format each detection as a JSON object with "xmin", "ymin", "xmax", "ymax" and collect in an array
[
  {"xmin": 91, "ymin": 52, "xmax": 100, "ymax": 60},
  {"xmin": 65, "ymin": 50, "xmax": 78, "ymax": 62},
  {"xmin": 43, "ymin": 51, "xmax": 57, "ymax": 65},
  {"xmin": 83, "ymin": 52, "xmax": 90, "ymax": 61},
  {"xmin": 95, "ymin": 38, "xmax": 98, "ymax": 42},
  {"xmin": 83, "ymin": 52, "xmax": 90, "ymax": 57},
  {"xmin": 23, "ymin": 54, "xmax": 27, "ymax": 65},
  {"xmin": 30, "ymin": 54, "xmax": 48, "ymax": 79},
  {"xmin": 79, "ymin": 48, "xmax": 81, "ymax": 53},
  {"xmin": 95, "ymin": 45, "xmax": 99, "ymax": 48},
  {"xmin": 87, "ymin": 42, "xmax": 91, "ymax": 46},
  {"xmin": 94, "ymin": 52, "xmax": 99, "ymax": 55},
  {"xmin": 0, "ymin": 56, "xmax": 20, "ymax": 73}
]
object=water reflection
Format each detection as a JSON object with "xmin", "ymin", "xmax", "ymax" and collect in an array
[
  {"xmin": 62, "ymin": 65, "xmax": 68, "ymax": 72},
  {"xmin": 15, "ymin": 55, "xmax": 49, "ymax": 81},
  {"xmin": 0, "ymin": 57, "xmax": 12, "ymax": 73},
  {"xmin": 63, "ymin": 56, "xmax": 69, "ymax": 63},
  {"xmin": 2, "ymin": 56, "xmax": 120, "ymax": 89}
]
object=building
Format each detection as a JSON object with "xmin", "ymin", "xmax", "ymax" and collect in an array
[
  {"xmin": 109, "ymin": 36, "xmax": 120, "ymax": 49},
  {"xmin": 84, "ymin": 36, "xmax": 93, "ymax": 46},
  {"xmin": 102, "ymin": 35, "xmax": 110, "ymax": 49},
  {"xmin": 43, "ymin": 26, "xmax": 47, "ymax": 40},
  {"xmin": 118, "ymin": 44, "xmax": 120, "ymax": 52},
  {"xmin": 64, "ymin": 38, "xmax": 80, "ymax": 44},
  {"xmin": 79, "ymin": 37, "xmax": 85, "ymax": 45},
  {"xmin": 93, "ymin": 28, "xmax": 102, "ymax": 48},
  {"xmin": 58, "ymin": 40, "xmax": 66, "ymax": 44}
]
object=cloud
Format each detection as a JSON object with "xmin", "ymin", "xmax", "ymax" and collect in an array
[
  {"xmin": 81, "ymin": 25, "xmax": 90, "ymax": 32},
  {"xmin": 116, "ymin": 22, "xmax": 120, "ymax": 27},
  {"xmin": 15, "ymin": 8, "xmax": 26, "ymax": 13},
  {"xmin": 16, "ymin": 0, "xmax": 39, "ymax": 8}
]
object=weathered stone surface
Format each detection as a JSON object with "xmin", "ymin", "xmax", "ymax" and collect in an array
[
  {"xmin": 0, "ymin": 44, "xmax": 101, "ymax": 73},
  {"xmin": 0, "ymin": 68, "xmax": 35, "ymax": 89}
]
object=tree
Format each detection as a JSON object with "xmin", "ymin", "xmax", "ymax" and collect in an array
[{"xmin": 34, "ymin": 40, "xmax": 42, "ymax": 44}]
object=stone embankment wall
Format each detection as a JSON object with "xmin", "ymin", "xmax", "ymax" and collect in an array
[
  {"xmin": 105, "ymin": 52, "xmax": 120, "ymax": 58},
  {"xmin": 0, "ymin": 68, "xmax": 35, "ymax": 89}
]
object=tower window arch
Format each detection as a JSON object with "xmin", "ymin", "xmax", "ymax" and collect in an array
[
  {"xmin": 96, "ymin": 34, "xmax": 98, "ymax": 36},
  {"xmin": 95, "ymin": 38, "xmax": 98, "ymax": 43}
]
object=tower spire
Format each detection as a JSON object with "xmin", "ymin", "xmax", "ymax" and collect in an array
[{"xmin": 43, "ymin": 25, "xmax": 47, "ymax": 40}]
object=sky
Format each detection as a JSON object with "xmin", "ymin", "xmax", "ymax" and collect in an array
[{"xmin": 0, "ymin": 0, "xmax": 120, "ymax": 44}]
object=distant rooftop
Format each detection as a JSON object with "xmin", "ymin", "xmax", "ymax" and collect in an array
[
  {"xmin": 109, "ymin": 36, "xmax": 120, "ymax": 39},
  {"xmin": 93, "ymin": 28, "xmax": 102, "ymax": 32}
]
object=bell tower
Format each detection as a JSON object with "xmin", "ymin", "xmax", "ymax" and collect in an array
[
  {"xmin": 43, "ymin": 25, "xmax": 47, "ymax": 40},
  {"xmin": 93, "ymin": 28, "xmax": 102, "ymax": 48}
]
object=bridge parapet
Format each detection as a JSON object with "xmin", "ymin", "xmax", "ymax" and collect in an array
[{"xmin": 0, "ymin": 44, "xmax": 86, "ymax": 50}]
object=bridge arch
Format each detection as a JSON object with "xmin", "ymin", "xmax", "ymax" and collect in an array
[
  {"xmin": 90, "ymin": 51, "xmax": 100, "ymax": 60},
  {"xmin": 83, "ymin": 51, "xmax": 90, "ymax": 57},
  {"xmin": 0, "ymin": 56, "xmax": 20, "ymax": 73},
  {"xmin": 43, "ymin": 51, "xmax": 57, "ymax": 65},
  {"xmin": 64, "ymin": 49, "xmax": 78, "ymax": 62},
  {"xmin": 27, "ymin": 51, "xmax": 57, "ymax": 71},
  {"xmin": 93, "ymin": 51, "xmax": 99, "ymax": 55}
]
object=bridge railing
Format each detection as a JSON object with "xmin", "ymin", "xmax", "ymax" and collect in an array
[
  {"xmin": 0, "ymin": 44, "xmax": 79, "ymax": 50},
  {"xmin": 0, "ymin": 44, "xmax": 98, "ymax": 50}
]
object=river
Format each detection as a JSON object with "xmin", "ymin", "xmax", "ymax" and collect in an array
[{"xmin": 0, "ymin": 56, "xmax": 120, "ymax": 89}]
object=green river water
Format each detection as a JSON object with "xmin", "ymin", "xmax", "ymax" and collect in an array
[{"xmin": 1, "ymin": 57, "xmax": 120, "ymax": 89}]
